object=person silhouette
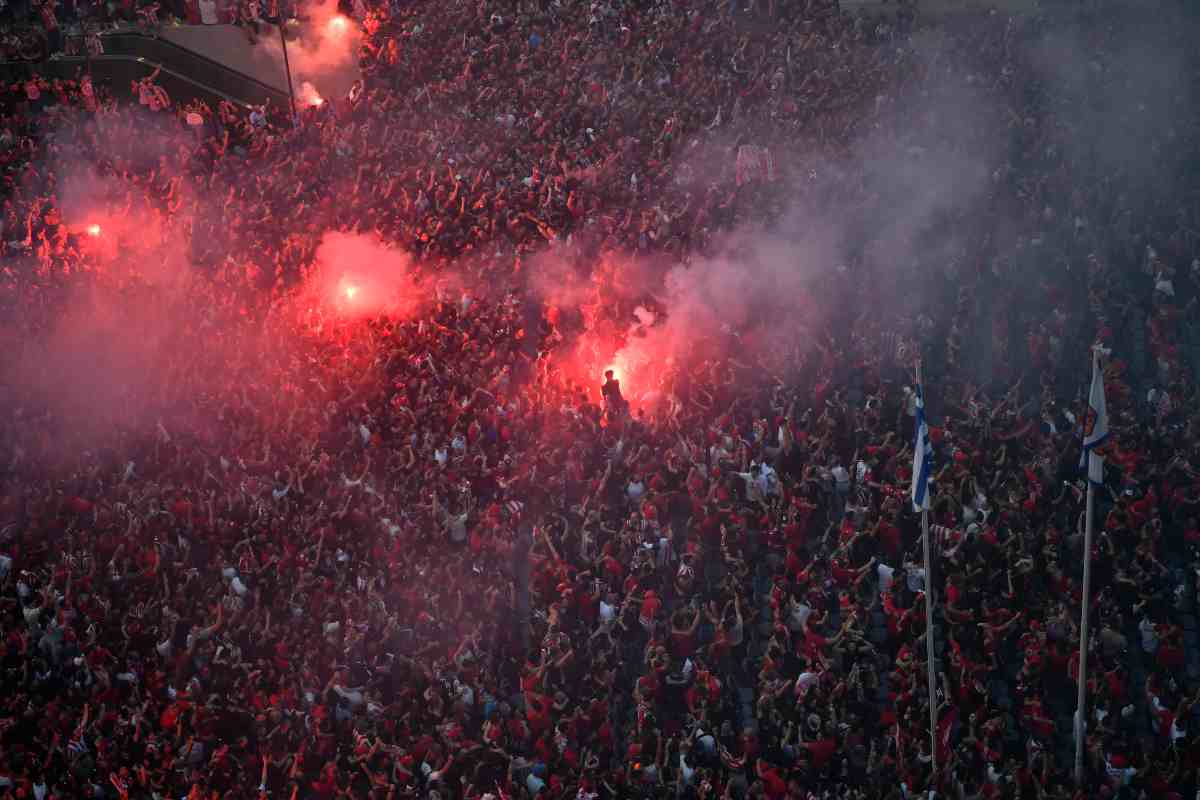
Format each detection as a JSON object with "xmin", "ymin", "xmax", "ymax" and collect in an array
[{"xmin": 601, "ymin": 370, "xmax": 625, "ymax": 415}]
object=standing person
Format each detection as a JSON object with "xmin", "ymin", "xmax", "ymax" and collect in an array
[
  {"xmin": 602, "ymin": 369, "xmax": 626, "ymax": 419},
  {"xmin": 197, "ymin": 0, "xmax": 216, "ymax": 24},
  {"xmin": 238, "ymin": 0, "xmax": 260, "ymax": 43},
  {"xmin": 39, "ymin": 0, "xmax": 62, "ymax": 55},
  {"xmin": 135, "ymin": 0, "xmax": 159, "ymax": 34}
]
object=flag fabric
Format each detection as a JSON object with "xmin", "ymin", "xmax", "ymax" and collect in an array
[
  {"xmin": 911, "ymin": 384, "xmax": 932, "ymax": 512},
  {"xmin": 762, "ymin": 146, "xmax": 777, "ymax": 181},
  {"xmin": 936, "ymin": 705, "xmax": 958, "ymax": 767},
  {"xmin": 1078, "ymin": 350, "xmax": 1109, "ymax": 484},
  {"xmin": 735, "ymin": 145, "xmax": 778, "ymax": 186}
]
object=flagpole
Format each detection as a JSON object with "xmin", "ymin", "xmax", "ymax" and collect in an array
[
  {"xmin": 1074, "ymin": 349, "xmax": 1099, "ymax": 785},
  {"xmin": 916, "ymin": 360, "xmax": 939, "ymax": 781}
]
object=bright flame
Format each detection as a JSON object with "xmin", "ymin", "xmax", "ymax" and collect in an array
[
  {"xmin": 297, "ymin": 81, "xmax": 324, "ymax": 109},
  {"xmin": 327, "ymin": 16, "xmax": 348, "ymax": 34},
  {"xmin": 344, "ymin": 285, "xmax": 359, "ymax": 300},
  {"xmin": 87, "ymin": 224, "xmax": 102, "ymax": 237}
]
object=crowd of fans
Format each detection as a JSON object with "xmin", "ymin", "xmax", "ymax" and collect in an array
[{"xmin": 3, "ymin": 0, "xmax": 1200, "ymax": 799}]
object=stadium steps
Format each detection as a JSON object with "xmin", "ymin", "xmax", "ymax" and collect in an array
[
  {"xmin": 101, "ymin": 31, "xmax": 290, "ymax": 107},
  {"xmin": 0, "ymin": 30, "xmax": 289, "ymax": 115}
]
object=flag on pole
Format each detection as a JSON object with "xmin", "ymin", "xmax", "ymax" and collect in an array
[
  {"xmin": 911, "ymin": 383, "xmax": 932, "ymax": 512},
  {"xmin": 1078, "ymin": 349, "xmax": 1109, "ymax": 484}
]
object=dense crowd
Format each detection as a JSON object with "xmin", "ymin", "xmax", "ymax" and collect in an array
[{"xmin": 3, "ymin": 1, "xmax": 1200, "ymax": 799}]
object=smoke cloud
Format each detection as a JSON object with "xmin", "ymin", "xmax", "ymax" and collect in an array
[
  {"xmin": 256, "ymin": 0, "xmax": 362, "ymax": 103},
  {"xmin": 297, "ymin": 231, "xmax": 429, "ymax": 322},
  {"xmin": 540, "ymin": 28, "xmax": 1007, "ymax": 406}
]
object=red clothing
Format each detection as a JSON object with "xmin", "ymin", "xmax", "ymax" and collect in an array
[
  {"xmin": 760, "ymin": 767, "xmax": 787, "ymax": 800},
  {"xmin": 805, "ymin": 738, "xmax": 837, "ymax": 769},
  {"xmin": 640, "ymin": 592, "xmax": 661, "ymax": 624}
]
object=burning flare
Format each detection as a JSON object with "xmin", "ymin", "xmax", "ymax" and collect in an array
[
  {"xmin": 86, "ymin": 224, "xmax": 102, "ymax": 237},
  {"xmin": 298, "ymin": 81, "xmax": 325, "ymax": 108}
]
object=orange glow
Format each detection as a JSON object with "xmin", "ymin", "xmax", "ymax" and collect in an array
[
  {"xmin": 344, "ymin": 284, "xmax": 359, "ymax": 300},
  {"xmin": 87, "ymin": 224, "xmax": 102, "ymax": 237},
  {"xmin": 297, "ymin": 81, "xmax": 324, "ymax": 108},
  {"xmin": 327, "ymin": 16, "xmax": 348, "ymax": 34}
]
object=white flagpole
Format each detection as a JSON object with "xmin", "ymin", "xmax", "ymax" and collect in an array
[
  {"xmin": 1073, "ymin": 476, "xmax": 1095, "ymax": 784},
  {"xmin": 916, "ymin": 361, "xmax": 939, "ymax": 780},
  {"xmin": 1074, "ymin": 349, "xmax": 1099, "ymax": 785}
]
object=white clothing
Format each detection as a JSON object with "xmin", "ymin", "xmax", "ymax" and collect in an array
[
  {"xmin": 794, "ymin": 671, "xmax": 819, "ymax": 698},
  {"xmin": 333, "ymin": 685, "xmax": 365, "ymax": 707},
  {"xmin": 877, "ymin": 562, "xmax": 895, "ymax": 594},
  {"xmin": 678, "ymin": 755, "xmax": 696, "ymax": 785},
  {"xmin": 447, "ymin": 512, "xmax": 469, "ymax": 543},
  {"xmin": 787, "ymin": 601, "xmax": 812, "ymax": 632},
  {"xmin": 1139, "ymin": 618, "xmax": 1158, "ymax": 654},
  {"xmin": 831, "ymin": 466, "xmax": 850, "ymax": 491},
  {"xmin": 907, "ymin": 567, "xmax": 926, "ymax": 593}
]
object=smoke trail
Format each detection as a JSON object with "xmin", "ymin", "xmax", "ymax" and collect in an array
[{"xmin": 255, "ymin": 0, "xmax": 362, "ymax": 102}]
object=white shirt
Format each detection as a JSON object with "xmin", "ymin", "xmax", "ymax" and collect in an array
[
  {"xmin": 198, "ymin": 0, "xmax": 218, "ymax": 23},
  {"xmin": 755, "ymin": 463, "xmax": 780, "ymax": 497},
  {"xmin": 1139, "ymin": 618, "xmax": 1158, "ymax": 653},
  {"xmin": 787, "ymin": 600, "xmax": 812, "ymax": 632},
  {"xmin": 447, "ymin": 512, "xmax": 468, "ymax": 543},
  {"xmin": 794, "ymin": 671, "xmax": 819, "ymax": 698},
  {"xmin": 333, "ymin": 685, "xmax": 365, "ymax": 707},
  {"xmin": 906, "ymin": 567, "xmax": 926, "ymax": 593},
  {"xmin": 831, "ymin": 466, "xmax": 850, "ymax": 490},
  {"xmin": 678, "ymin": 754, "xmax": 696, "ymax": 785},
  {"xmin": 877, "ymin": 562, "xmax": 895, "ymax": 594}
]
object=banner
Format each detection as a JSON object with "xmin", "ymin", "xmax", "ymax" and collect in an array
[{"xmin": 735, "ymin": 145, "xmax": 778, "ymax": 186}]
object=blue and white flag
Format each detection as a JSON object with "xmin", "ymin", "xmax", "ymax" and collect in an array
[
  {"xmin": 911, "ymin": 384, "xmax": 932, "ymax": 512},
  {"xmin": 1078, "ymin": 349, "xmax": 1109, "ymax": 484}
]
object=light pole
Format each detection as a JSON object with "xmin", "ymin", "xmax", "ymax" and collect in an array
[{"xmin": 277, "ymin": 17, "xmax": 297, "ymax": 122}]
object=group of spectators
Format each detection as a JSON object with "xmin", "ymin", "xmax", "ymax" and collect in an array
[{"xmin": 3, "ymin": 1, "xmax": 1200, "ymax": 800}]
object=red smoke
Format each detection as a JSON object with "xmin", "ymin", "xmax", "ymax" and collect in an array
[
  {"xmin": 257, "ymin": 0, "xmax": 361, "ymax": 102},
  {"xmin": 295, "ymin": 231, "xmax": 432, "ymax": 325},
  {"xmin": 532, "ymin": 230, "xmax": 827, "ymax": 412}
]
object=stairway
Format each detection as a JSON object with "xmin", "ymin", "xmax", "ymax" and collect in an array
[{"xmin": 0, "ymin": 28, "xmax": 290, "ymax": 114}]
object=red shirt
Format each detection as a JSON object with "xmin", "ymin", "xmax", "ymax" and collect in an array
[
  {"xmin": 805, "ymin": 738, "xmax": 837, "ymax": 769},
  {"xmin": 877, "ymin": 521, "xmax": 901, "ymax": 558},
  {"xmin": 640, "ymin": 593, "xmax": 661, "ymax": 623},
  {"xmin": 761, "ymin": 767, "xmax": 787, "ymax": 800}
]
